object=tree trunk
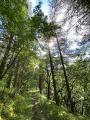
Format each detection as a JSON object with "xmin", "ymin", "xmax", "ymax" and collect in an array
[
  {"xmin": 48, "ymin": 45, "xmax": 59, "ymax": 105},
  {"xmin": 46, "ymin": 66, "xmax": 51, "ymax": 99},
  {"xmin": 13, "ymin": 64, "xmax": 19, "ymax": 88},
  {"xmin": 81, "ymin": 102, "xmax": 84, "ymax": 115},
  {"xmin": 0, "ymin": 35, "xmax": 13, "ymax": 80},
  {"xmin": 57, "ymin": 38, "xmax": 74, "ymax": 112},
  {"xmin": 6, "ymin": 72, "xmax": 13, "ymax": 88},
  {"xmin": 39, "ymin": 75, "xmax": 42, "ymax": 94},
  {"xmin": 47, "ymin": 75, "xmax": 50, "ymax": 99},
  {"xmin": 0, "ymin": 48, "xmax": 22, "ymax": 81}
]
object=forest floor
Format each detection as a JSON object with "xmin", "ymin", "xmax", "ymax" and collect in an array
[
  {"xmin": 0, "ymin": 90, "xmax": 90, "ymax": 120},
  {"xmin": 32, "ymin": 92, "xmax": 49, "ymax": 120}
]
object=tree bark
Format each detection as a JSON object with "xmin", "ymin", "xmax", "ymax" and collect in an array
[
  {"xmin": 6, "ymin": 71, "xmax": 13, "ymax": 88},
  {"xmin": 57, "ymin": 38, "xmax": 74, "ymax": 112},
  {"xmin": 39, "ymin": 75, "xmax": 42, "ymax": 94},
  {"xmin": 47, "ymin": 75, "xmax": 50, "ymax": 99},
  {"xmin": 46, "ymin": 67, "xmax": 51, "ymax": 99},
  {"xmin": 0, "ymin": 48, "xmax": 22, "ymax": 80},
  {"xmin": 48, "ymin": 45, "xmax": 59, "ymax": 105},
  {"xmin": 0, "ymin": 35, "xmax": 13, "ymax": 80},
  {"xmin": 13, "ymin": 64, "xmax": 19, "ymax": 88}
]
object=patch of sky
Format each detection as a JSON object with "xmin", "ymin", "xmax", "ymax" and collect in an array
[
  {"xmin": 39, "ymin": 0, "xmax": 49, "ymax": 15},
  {"xmin": 0, "ymin": 21, "xmax": 3, "ymax": 38},
  {"xmin": 69, "ymin": 42, "xmax": 78, "ymax": 50},
  {"xmin": 28, "ymin": 0, "xmax": 49, "ymax": 15}
]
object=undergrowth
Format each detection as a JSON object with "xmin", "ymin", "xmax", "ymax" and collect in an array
[
  {"xmin": 0, "ymin": 90, "xmax": 33, "ymax": 120},
  {"xmin": 36, "ymin": 92, "xmax": 90, "ymax": 120},
  {"xmin": 0, "ymin": 90, "xmax": 89, "ymax": 120}
]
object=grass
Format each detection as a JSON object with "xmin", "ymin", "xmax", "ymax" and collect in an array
[
  {"xmin": 0, "ymin": 90, "xmax": 33, "ymax": 120},
  {"xmin": 36, "ymin": 92, "xmax": 90, "ymax": 120},
  {"xmin": 0, "ymin": 90, "xmax": 89, "ymax": 120}
]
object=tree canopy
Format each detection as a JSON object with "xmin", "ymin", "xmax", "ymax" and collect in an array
[{"xmin": 0, "ymin": 0, "xmax": 90, "ymax": 119}]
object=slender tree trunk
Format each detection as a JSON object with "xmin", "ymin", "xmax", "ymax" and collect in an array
[
  {"xmin": 0, "ymin": 35, "xmax": 13, "ymax": 80},
  {"xmin": 13, "ymin": 64, "xmax": 19, "ymax": 88},
  {"xmin": 48, "ymin": 45, "xmax": 59, "ymax": 105},
  {"xmin": 0, "ymin": 48, "xmax": 22, "ymax": 81},
  {"xmin": 20, "ymin": 76, "xmax": 23, "ymax": 88},
  {"xmin": 6, "ymin": 72, "xmax": 13, "ymax": 88},
  {"xmin": 47, "ymin": 75, "xmax": 50, "ymax": 99},
  {"xmin": 17, "ymin": 72, "xmax": 22, "ymax": 89},
  {"xmin": 81, "ymin": 102, "xmax": 84, "ymax": 115},
  {"xmin": 46, "ymin": 66, "xmax": 51, "ymax": 99},
  {"xmin": 57, "ymin": 38, "xmax": 74, "ymax": 112},
  {"xmin": 82, "ymin": 79, "xmax": 87, "ymax": 114},
  {"xmin": 39, "ymin": 75, "xmax": 42, "ymax": 94},
  {"xmin": 13, "ymin": 75, "xmax": 17, "ymax": 88}
]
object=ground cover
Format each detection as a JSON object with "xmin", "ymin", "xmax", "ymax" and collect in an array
[{"xmin": 0, "ymin": 90, "xmax": 89, "ymax": 120}]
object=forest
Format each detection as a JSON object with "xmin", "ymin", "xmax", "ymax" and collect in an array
[{"xmin": 0, "ymin": 0, "xmax": 90, "ymax": 120}]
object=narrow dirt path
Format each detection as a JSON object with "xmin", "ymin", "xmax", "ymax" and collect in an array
[
  {"xmin": 32, "ymin": 93, "xmax": 39, "ymax": 120},
  {"xmin": 32, "ymin": 93, "xmax": 49, "ymax": 120}
]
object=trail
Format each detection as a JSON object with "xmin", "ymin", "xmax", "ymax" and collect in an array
[{"xmin": 32, "ymin": 92, "xmax": 49, "ymax": 120}]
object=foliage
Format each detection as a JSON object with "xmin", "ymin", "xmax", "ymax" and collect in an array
[
  {"xmin": 0, "ymin": 91, "xmax": 33, "ymax": 120},
  {"xmin": 35, "ymin": 91, "xmax": 90, "ymax": 120},
  {"xmin": 0, "ymin": 0, "xmax": 90, "ymax": 119}
]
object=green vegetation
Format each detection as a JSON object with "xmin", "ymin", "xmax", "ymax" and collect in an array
[
  {"xmin": 0, "ymin": 90, "xmax": 33, "ymax": 120},
  {"xmin": 36, "ymin": 92, "xmax": 89, "ymax": 120},
  {"xmin": 0, "ymin": 90, "xmax": 89, "ymax": 120},
  {"xmin": 0, "ymin": 0, "xmax": 90, "ymax": 120}
]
